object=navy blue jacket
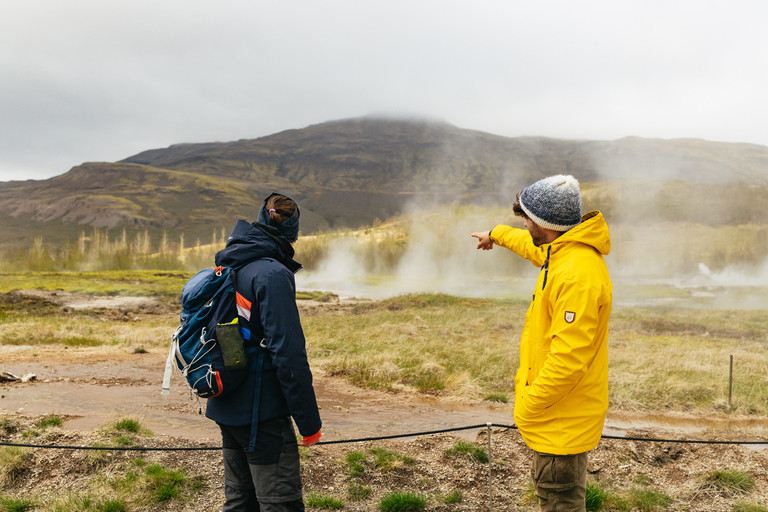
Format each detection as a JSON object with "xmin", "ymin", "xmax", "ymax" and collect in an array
[{"xmin": 205, "ymin": 220, "xmax": 322, "ymax": 438}]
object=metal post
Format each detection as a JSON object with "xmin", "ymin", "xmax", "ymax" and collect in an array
[
  {"xmin": 728, "ymin": 355, "xmax": 733, "ymax": 410},
  {"xmin": 487, "ymin": 422, "xmax": 493, "ymax": 512}
]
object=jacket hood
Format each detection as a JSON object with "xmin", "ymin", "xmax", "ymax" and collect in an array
[
  {"xmin": 215, "ymin": 220, "xmax": 302, "ymax": 273},
  {"xmin": 552, "ymin": 210, "xmax": 611, "ymax": 256}
]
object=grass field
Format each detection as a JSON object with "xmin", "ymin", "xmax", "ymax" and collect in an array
[{"xmin": 1, "ymin": 271, "xmax": 766, "ymax": 418}]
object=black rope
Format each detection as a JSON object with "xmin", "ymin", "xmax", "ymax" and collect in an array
[
  {"xmin": 490, "ymin": 424, "xmax": 768, "ymax": 445},
  {"xmin": 317, "ymin": 424, "xmax": 489, "ymax": 445},
  {"xmin": 1, "ymin": 423, "xmax": 765, "ymax": 451}
]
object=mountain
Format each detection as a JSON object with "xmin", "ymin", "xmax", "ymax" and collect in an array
[{"xmin": 2, "ymin": 116, "xmax": 768, "ymax": 248}]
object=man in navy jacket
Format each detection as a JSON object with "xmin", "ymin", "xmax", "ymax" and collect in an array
[{"xmin": 206, "ymin": 193, "xmax": 321, "ymax": 512}]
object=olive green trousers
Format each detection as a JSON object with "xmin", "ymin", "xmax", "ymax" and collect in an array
[{"xmin": 531, "ymin": 451, "xmax": 588, "ymax": 512}]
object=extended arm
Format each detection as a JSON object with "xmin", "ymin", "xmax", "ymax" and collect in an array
[{"xmin": 472, "ymin": 225, "xmax": 546, "ymax": 267}]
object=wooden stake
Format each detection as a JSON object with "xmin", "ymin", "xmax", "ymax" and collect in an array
[{"xmin": 728, "ymin": 355, "xmax": 733, "ymax": 410}]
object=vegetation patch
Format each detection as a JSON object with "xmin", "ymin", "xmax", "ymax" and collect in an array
[
  {"xmin": 441, "ymin": 489, "xmax": 462, "ymax": 504},
  {"xmin": 347, "ymin": 483, "xmax": 372, "ymax": 501},
  {"xmin": 0, "ymin": 418, "xmax": 19, "ymax": 436},
  {"xmin": 0, "ymin": 494, "xmax": 33, "ymax": 512},
  {"xmin": 0, "ymin": 447, "xmax": 30, "ymax": 488},
  {"xmin": 733, "ymin": 502, "xmax": 768, "ymax": 512},
  {"xmin": 444, "ymin": 441, "xmax": 488, "ymax": 463},
  {"xmin": 105, "ymin": 417, "xmax": 154, "ymax": 437},
  {"xmin": 145, "ymin": 464, "xmax": 187, "ymax": 502},
  {"xmin": 0, "ymin": 270, "xmax": 192, "ymax": 296},
  {"xmin": 699, "ymin": 469, "xmax": 755, "ymax": 497},
  {"xmin": 484, "ymin": 392, "xmax": 508, "ymax": 403},
  {"xmin": 585, "ymin": 482, "xmax": 608, "ymax": 512},
  {"xmin": 34, "ymin": 415, "xmax": 64, "ymax": 429},
  {"xmin": 610, "ymin": 487, "xmax": 674, "ymax": 511},
  {"xmin": 45, "ymin": 493, "xmax": 128, "ymax": 512},
  {"xmin": 345, "ymin": 451, "xmax": 367, "ymax": 478},
  {"xmin": 379, "ymin": 491, "xmax": 427, "ymax": 512},
  {"xmin": 369, "ymin": 446, "xmax": 415, "ymax": 472},
  {"xmin": 304, "ymin": 491, "xmax": 344, "ymax": 509}
]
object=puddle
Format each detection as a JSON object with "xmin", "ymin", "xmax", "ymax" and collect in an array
[
  {"xmin": 16, "ymin": 289, "xmax": 160, "ymax": 310},
  {"xmin": 607, "ymin": 411, "xmax": 768, "ymax": 433}
]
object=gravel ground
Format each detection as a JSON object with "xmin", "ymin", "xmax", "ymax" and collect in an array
[{"xmin": 2, "ymin": 415, "xmax": 767, "ymax": 511}]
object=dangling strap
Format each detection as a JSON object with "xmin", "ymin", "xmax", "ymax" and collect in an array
[{"xmin": 161, "ymin": 334, "xmax": 178, "ymax": 396}]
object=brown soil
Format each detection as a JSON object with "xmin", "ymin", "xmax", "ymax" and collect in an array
[{"xmin": 1, "ymin": 293, "xmax": 767, "ymax": 510}]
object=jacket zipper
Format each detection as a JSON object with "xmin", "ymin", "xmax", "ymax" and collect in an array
[{"xmin": 541, "ymin": 245, "xmax": 551, "ymax": 290}]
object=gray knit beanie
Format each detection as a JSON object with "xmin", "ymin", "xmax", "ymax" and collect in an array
[{"xmin": 519, "ymin": 175, "xmax": 582, "ymax": 231}]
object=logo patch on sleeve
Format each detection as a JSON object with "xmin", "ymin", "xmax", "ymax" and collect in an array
[{"xmin": 564, "ymin": 311, "xmax": 576, "ymax": 323}]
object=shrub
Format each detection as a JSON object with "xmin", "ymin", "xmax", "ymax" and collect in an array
[
  {"xmin": 444, "ymin": 441, "xmax": 488, "ymax": 463},
  {"xmin": 304, "ymin": 491, "xmax": 344, "ymax": 509},
  {"xmin": 379, "ymin": 491, "xmax": 427, "ymax": 512}
]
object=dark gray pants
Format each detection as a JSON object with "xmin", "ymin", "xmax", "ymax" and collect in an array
[
  {"xmin": 219, "ymin": 417, "xmax": 304, "ymax": 512},
  {"xmin": 531, "ymin": 451, "xmax": 588, "ymax": 512}
]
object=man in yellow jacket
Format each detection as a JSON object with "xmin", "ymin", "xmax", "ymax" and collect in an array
[{"xmin": 472, "ymin": 175, "xmax": 611, "ymax": 511}]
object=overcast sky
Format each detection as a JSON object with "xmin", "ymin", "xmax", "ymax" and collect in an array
[{"xmin": 2, "ymin": 0, "xmax": 767, "ymax": 182}]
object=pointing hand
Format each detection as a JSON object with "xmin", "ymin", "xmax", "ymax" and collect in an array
[{"xmin": 471, "ymin": 231, "xmax": 494, "ymax": 250}]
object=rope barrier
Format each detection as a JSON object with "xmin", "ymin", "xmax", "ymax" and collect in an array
[
  {"xmin": 0, "ymin": 423, "xmax": 765, "ymax": 451},
  {"xmin": 316, "ymin": 424, "xmax": 489, "ymax": 445},
  {"xmin": 490, "ymin": 424, "xmax": 768, "ymax": 445}
]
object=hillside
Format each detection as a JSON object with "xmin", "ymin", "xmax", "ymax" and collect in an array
[{"xmin": 2, "ymin": 116, "xmax": 768, "ymax": 248}]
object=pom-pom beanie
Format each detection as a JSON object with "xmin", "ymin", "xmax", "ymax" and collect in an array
[{"xmin": 519, "ymin": 175, "xmax": 582, "ymax": 231}]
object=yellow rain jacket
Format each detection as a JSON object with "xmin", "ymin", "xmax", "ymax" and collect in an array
[{"xmin": 490, "ymin": 211, "xmax": 612, "ymax": 455}]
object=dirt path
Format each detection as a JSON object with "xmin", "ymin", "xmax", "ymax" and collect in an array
[
  {"xmin": 0, "ymin": 348, "xmax": 516, "ymax": 443},
  {"xmin": 2, "ymin": 347, "xmax": 765, "ymax": 446}
]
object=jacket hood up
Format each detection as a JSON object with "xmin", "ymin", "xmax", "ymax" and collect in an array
[
  {"xmin": 551, "ymin": 211, "xmax": 611, "ymax": 257},
  {"xmin": 215, "ymin": 220, "xmax": 302, "ymax": 273}
]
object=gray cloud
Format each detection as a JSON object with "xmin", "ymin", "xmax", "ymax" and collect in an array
[{"xmin": 2, "ymin": 0, "xmax": 768, "ymax": 181}]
